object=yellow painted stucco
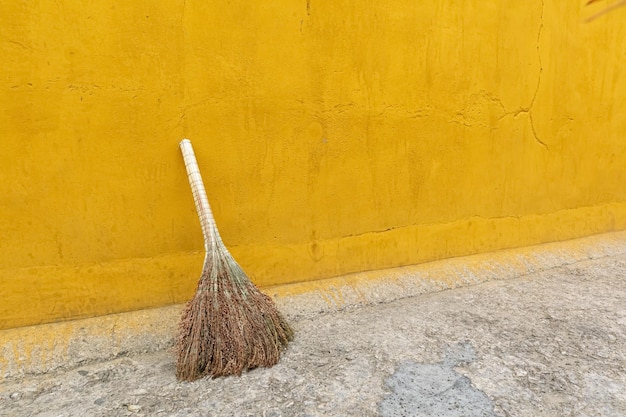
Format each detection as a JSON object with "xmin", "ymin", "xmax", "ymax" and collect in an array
[{"xmin": 1, "ymin": 1, "xmax": 625, "ymax": 330}]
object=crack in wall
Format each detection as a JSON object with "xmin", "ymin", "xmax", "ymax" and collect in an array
[
  {"xmin": 325, "ymin": 214, "xmax": 525, "ymax": 243},
  {"xmin": 529, "ymin": 0, "xmax": 548, "ymax": 149},
  {"xmin": 177, "ymin": 0, "xmax": 188, "ymax": 136},
  {"xmin": 495, "ymin": 0, "xmax": 547, "ymax": 150},
  {"xmin": 180, "ymin": 0, "xmax": 187, "ymax": 38}
]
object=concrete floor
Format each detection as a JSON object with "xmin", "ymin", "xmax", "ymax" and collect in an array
[{"xmin": 1, "ymin": 253, "xmax": 625, "ymax": 417}]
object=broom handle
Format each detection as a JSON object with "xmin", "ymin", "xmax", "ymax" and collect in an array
[{"xmin": 179, "ymin": 139, "xmax": 224, "ymax": 253}]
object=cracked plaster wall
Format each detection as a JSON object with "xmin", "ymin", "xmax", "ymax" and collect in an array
[{"xmin": 1, "ymin": 0, "xmax": 625, "ymax": 328}]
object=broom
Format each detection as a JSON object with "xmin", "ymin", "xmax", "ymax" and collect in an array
[{"xmin": 176, "ymin": 138, "xmax": 293, "ymax": 381}]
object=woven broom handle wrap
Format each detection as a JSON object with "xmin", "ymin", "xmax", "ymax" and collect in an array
[{"xmin": 179, "ymin": 139, "xmax": 223, "ymax": 251}]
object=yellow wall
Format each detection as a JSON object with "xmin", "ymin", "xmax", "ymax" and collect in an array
[{"xmin": 1, "ymin": 1, "xmax": 625, "ymax": 329}]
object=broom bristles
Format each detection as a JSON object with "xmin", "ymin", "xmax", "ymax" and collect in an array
[{"xmin": 176, "ymin": 139, "xmax": 293, "ymax": 381}]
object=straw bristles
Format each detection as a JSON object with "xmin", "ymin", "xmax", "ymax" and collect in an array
[
  {"xmin": 176, "ymin": 139, "xmax": 293, "ymax": 381},
  {"xmin": 175, "ymin": 245, "xmax": 293, "ymax": 381}
]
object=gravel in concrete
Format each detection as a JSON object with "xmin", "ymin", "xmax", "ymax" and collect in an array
[{"xmin": 1, "ymin": 254, "xmax": 625, "ymax": 417}]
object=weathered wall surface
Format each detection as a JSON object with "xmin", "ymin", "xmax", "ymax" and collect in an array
[{"xmin": 1, "ymin": 1, "xmax": 625, "ymax": 329}]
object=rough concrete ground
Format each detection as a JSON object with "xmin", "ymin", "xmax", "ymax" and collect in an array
[{"xmin": 1, "ymin": 253, "xmax": 625, "ymax": 417}]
